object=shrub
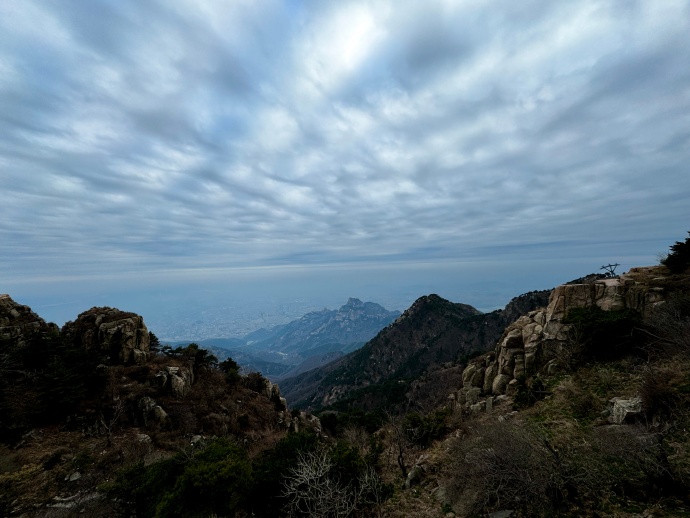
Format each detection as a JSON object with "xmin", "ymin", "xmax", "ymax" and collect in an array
[
  {"xmin": 155, "ymin": 440, "xmax": 251, "ymax": 517},
  {"xmin": 281, "ymin": 443, "xmax": 386, "ymax": 517},
  {"xmin": 513, "ymin": 375, "xmax": 547, "ymax": 409},
  {"xmin": 645, "ymin": 292, "xmax": 690, "ymax": 359},
  {"xmin": 640, "ymin": 364, "xmax": 681, "ymax": 420},
  {"xmin": 441, "ymin": 417, "xmax": 675, "ymax": 516},
  {"xmin": 219, "ymin": 357, "xmax": 241, "ymax": 384}
]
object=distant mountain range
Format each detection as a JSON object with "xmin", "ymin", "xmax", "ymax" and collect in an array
[{"xmin": 169, "ymin": 298, "xmax": 401, "ymax": 380}]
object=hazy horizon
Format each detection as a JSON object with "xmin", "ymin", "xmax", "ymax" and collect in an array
[{"xmin": 6, "ymin": 248, "xmax": 663, "ymax": 340}]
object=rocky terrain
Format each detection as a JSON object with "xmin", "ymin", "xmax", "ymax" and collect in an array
[
  {"xmin": 456, "ymin": 266, "xmax": 674, "ymax": 409},
  {"xmin": 0, "ymin": 294, "xmax": 58, "ymax": 346},
  {"xmin": 62, "ymin": 306, "xmax": 151, "ymax": 365},
  {"xmin": 0, "ymin": 296, "xmax": 321, "ymax": 517}
]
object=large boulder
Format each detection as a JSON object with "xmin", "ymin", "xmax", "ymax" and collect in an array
[
  {"xmin": 0, "ymin": 294, "xmax": 59, "ymax": 347},
  {"xmin": 156, "ymin": 366, "xmax": 194, "ymax": 398},
  {"xmin": 62, "ymin": 307, "xmax": 150, "ymax": 364}
]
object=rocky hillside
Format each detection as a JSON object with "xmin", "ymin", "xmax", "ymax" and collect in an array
[
  {"xmin": 2, "ymin": 254, "xmax": 689, "ymax": 517},
  {"xmin": 280, "ymin": 289, "xmax": 550, "ymax": 410},
  {"xmin": 0, "ymin": 297, "xmax": 320, "ymax": 517},
  {"xmin": 456, "ymin": 266, "xmax": 674, "ymax": 408}
]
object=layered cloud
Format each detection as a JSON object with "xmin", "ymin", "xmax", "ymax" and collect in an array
[{"xmin": 2, "ymin": 0, "xmax": 689, "ymax": 283}]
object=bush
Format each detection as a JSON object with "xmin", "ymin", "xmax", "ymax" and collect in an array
[
  {"xmin": 513, "ymin": 375, "xmax": 547, "ymax": 409},
  {"xmin": 563, "ymin": 306, "xmax": 643, "ymax": 363},
  {"xmin": 156, "ymin": 440, "xmax": 251, "ymax": 517},
  {"xmin": 281, "ymin": 443, "xmax": 386, "ymax": 517},
  {"xmin": 640, "ymin": 364, "xmax": 682, "ymax": 420},
  {"xmin": 645, "ymin": 293, "xmax": 690, "ymax": 360},
  {"xmin": 317, "ymin": 409, "xmax": 387, "ymax": 436},
  {"xmin": 442, "ymin": 418, "xmax": 675, "ymax": 516},
  {"xmin": 104, "ymin": 439, "xmax": 251, "ymax": 518},
  {"xmin": 0, "ymin": 332, "xmax": 107, "ymax": 442},
  {"xmin": 403, "ymin": 409, "xmax": 448, "ymax": 447},
  {"xmin": 219, "ymin": 357, "xmax": 241, "ymax": 384}
]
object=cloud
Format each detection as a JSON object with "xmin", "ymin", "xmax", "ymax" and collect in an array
[{"xmin": 1, "ymin": 0, "xmax": 689, "ymax": 291}]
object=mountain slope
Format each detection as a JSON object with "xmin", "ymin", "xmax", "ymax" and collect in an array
[{"xmin": 280, "ymin": 290, "xmax": 550, "ymax": 410}]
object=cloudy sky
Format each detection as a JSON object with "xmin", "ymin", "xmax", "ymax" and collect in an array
[{"xmin": 2, "ymin": 1, "xmax": 690, "ymax": 328}]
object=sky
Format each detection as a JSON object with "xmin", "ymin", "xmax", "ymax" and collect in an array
[{"xmin": 2, "ymin": 1, "xmax": 690, "ymax": 332}]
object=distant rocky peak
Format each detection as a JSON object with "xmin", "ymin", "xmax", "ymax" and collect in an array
[{"xmin": 336, "ymin": 298, "xmax": 398, "ymax": 318}]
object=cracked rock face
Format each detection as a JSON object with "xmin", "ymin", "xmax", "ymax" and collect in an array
[
  {"xmin": 62, "ymin": 307, "xmax": 150, "ymax": 364},
  {"xmin": 462, "ymin": 267, "xmax": 670, "ymax": 396}
]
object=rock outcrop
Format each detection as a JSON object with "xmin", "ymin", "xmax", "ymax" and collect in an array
[
  {"xmin": 155, "ymin": 365, "xmax": 194, "ymax": 398},
  {"xmin": 607, "ymin": 396, "xmax": 643, "ymax": 424},
  {"xmin": 461, "ymin": 267, "xmax": 668, "ymax": 398},
  {"xmin": 0, "ymin": 294, "xmax": 58, "ymax": 346},
  {"xmin": 62, "ymin": 307, "xmax": 150, "ymax": 365}
]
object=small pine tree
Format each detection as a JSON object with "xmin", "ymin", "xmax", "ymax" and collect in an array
[
  {"xmin": 662, "ymin": 231, "xmax": 690, "ymax": 273},
  {"xmin": 149, "ymin": 332, "xmax": 161, "ymax": 354}
]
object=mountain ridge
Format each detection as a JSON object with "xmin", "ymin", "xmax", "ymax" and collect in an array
[{"xmin": 176, "ymin": 298, "xmax": 402, "ymax": 380}]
